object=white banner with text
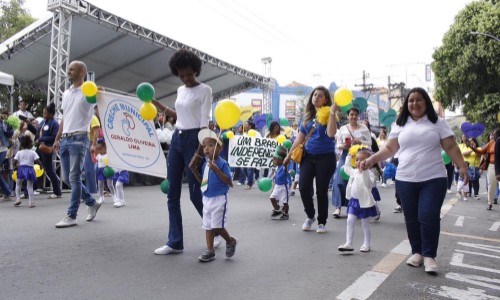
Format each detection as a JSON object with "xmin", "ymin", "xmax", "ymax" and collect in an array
[
  {"xmin": 228, "ymin": 135, "xmax": 279, "ymax": 168},
  {"xmin": 97, "ymin": 91, "xmax": 167, "ymax": 178}
]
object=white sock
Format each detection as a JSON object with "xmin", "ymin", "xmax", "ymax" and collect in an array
[
  {"xmin": 346, "ymin": 214, "xmax": 356, "ymax": 246},
  {"xmin": 361, "ymin": 217, "xmax": 371, "ymax": 247}
]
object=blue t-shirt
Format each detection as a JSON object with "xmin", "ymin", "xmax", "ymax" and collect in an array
[
  {"xmin": 202, "ymin": 157, "xmax": 232, "ymax": 197},
  {"xmin": 299, "ymin": 120, "xmax": 335, "ymax": 155},
  {"xmin": 274, "ymin": 165, "xmax": 288, "ymax": 185}
]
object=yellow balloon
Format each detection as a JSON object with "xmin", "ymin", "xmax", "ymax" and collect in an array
[
  {"xmin": 334, "ymin": 88, "xmax": 353, "ymax": 107},
  {"xmin": 214, "ymin": 100, "xmax": 241, "ymax": 129},
  {"xmin": 226, "ymin": 131, "xmax": 235, "ymax": 139},
  {"xmin": 240, "ymin": 105, "xmax": 255, "ymax": 121},
  {"xmin": 34, "ymin": 164, "xmax": 41, "ymax": 171},
  {"xmin": 36, "ymin": 168, "xmax": 44, "ymax": 178},
  {"xmin": 247, "ymin": 129, "xmax": 257, "ymax": 137},
  {"xmin": 277, "ymin": 135, "xmax": 286, "ymax": 144},
  {"xmin": 497, "ymin": 111, "xmax": 500, "ymax": 122},
  {"xmin": 12, "ymin": 171, "xmax": 17, "ymax": 181},
  {"xmin": 81, "ymin": 81, "xmax": 98, "ymax": 97},
  {"xmin": 284, "ymin": 126, "xmax": 292, "ymax": 138},
  {"xmin": 104, "ymin": 157, "xmax": 109, "ymax": 166},
  {"xmin": 140, "ymin": 102, "xmax": 157, "ymax": 121}
]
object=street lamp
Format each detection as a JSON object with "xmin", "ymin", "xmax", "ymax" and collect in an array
[{"xmin": 469, "ymin": 31, "xmax": 500, "ymax": 42}]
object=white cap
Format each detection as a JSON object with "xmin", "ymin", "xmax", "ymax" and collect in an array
[{"xmin": 198, "ymin": 128, "xmax": 222, "ymax": 146}]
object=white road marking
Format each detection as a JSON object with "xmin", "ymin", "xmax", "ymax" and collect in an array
[
  {"xmin": 448, "ymin": 214, "xmax": 476, "ymax": 227},
  {"xmin": 390, "ymin": 239, "xmax": 411, "ymax": 255},
  {"xmin": 456, "ymin": 249, "xmax": 500, "ymax": 259},
  {"xmin": 458, "ymin": 242, "xmax": 500, "ymax": 253},
  {"xmin": 490, "ymin": 221, "xmax": 500, "ymax": 232},
  {"xmin": 451, "ymin": 253, "xmax": 500, "ymax": 274},
  {"xmin": 445, "ymin": 272, "xmax": 500, "ymax": 291},
  {"xmin": 428, "ymin": 285, "xmax": 500, "ymax": 300},
  {"xmin": 336, "ymin": 271, "xmax": 388, "ymax": 300}
]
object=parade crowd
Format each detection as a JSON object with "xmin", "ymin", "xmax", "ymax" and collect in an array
[{"xmin": 2, "ymin": 50, "xmax": 499, "ymax": 273}]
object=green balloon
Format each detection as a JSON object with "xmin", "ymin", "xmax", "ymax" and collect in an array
[
  {"xmin": 290, "ymin": 170, "xmax": 296, "ymax": 178},
  {"xmin": 136, "ymin": 82, "xmax": 155, "ymax": 102},
  {"xmin": 340, "ymin": 166, "xmax": 350, "ymax": 180},
  {"xmin": 103, "ymin": 166, "xmax": 115, "ymax": 178},
  {"xmin": 340, "ymin": 103, "xmax": 353, "ymax": 113},
  {"xmin": 283, "ymin": 139, "xmax": 292, "ymax": 150},
  {"xmin": 86, "ymin": 95, "xmax": 97, "ymax": 104},
  {"xmin": 257, "ymin": 177, "xmax": 273, "ymax": 192},
  {"xmin": 441, "ymin": 150, "xmax": 452, "ymax": 164},
  {"xmin": 280, "ymin": 118, "xmax": 289, "ymax": 126},
  {"xmin": 160, "ymin": 179, "xmax": 170, "ymax": 194}
]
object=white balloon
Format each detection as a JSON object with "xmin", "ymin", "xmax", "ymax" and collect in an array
[{"xmin": 163, "ymin": 128, "xmax": 173, "ymax": 145}]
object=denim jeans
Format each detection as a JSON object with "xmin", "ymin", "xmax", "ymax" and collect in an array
[
  {"xmin": 166, "ymin": 129, "xmax": 203, "ymax": 250},
  {"xmin": 396, "ymin": 177, "xmax": 447, "ymax": 258},
  {"xmin": 0, "ymin": 151, "xmax": 12, "ymax": 196},
  {"xmin": 83, "ymin": 145, "xmax": 97, "ymax": 194},
  {"xmin": 59, "ymin": 134, "xmax": 96, "ymax": 219},
  {"xmin": 39, "ymin": 152, "xmax": 61, "ymax": 196},
  {"xmin": 299, "ymin": 151, "xmax": 336, "ymax": 225}
]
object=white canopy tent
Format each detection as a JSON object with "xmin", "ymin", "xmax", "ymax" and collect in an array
[{"xmin": 0, "ymin": 71, "xmax": 15, "ymax": 112}]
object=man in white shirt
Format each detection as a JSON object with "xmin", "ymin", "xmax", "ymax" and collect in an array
[
  {"xmin": 53, "ymin": 61, "xmax": 101, "ymax": 228},
  {"xmin": 13, "ymin": 97, "xmax": 34, "ymax": 120}
]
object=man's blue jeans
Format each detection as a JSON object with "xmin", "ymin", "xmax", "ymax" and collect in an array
[
  {"xmin": 166, "ymin": 129, "xmax": 203, "ymax": 250},
  {"xmin": 59, "ymin": 134, "xmax": 96, "ymax": 219},
  {"xmin": 83, "ymin": 145, "xmax": 97, "ymax": 194},
  {"xmin": 396, "ymin": 177, "xmax": 447, "ymax": 258}
]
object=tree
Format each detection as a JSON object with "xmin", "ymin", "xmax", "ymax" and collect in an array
[
  {"xmin": 0, "ymin": 0, "xmax": 35, "ymax": 42},
  {"xmin": 432, "ymin": 0, "xmax": 500, "ymax": 131},
  {"xmin": 0, "ymin": 0, "xmax": 43, "ymax": 115}
]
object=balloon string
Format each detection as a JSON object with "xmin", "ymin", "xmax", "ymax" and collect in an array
[{"xmin": 212, "ymin": 131, "xmax": 223, "ymax": 161}]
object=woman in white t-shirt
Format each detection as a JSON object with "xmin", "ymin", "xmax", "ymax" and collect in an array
[
  {"xmin": 362, "ymin": 87, "xmax": 468, "ymax": 274},
  {"xmin": 331, "ymin": 107, "xmax": 372, "ymax": 218},
  {"xmin": 152, "ymin": 49, "xmax": 213, "ymax": 255}
]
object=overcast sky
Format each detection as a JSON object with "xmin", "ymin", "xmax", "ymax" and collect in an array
[{"xmin": 25, "ymin": 0, "xmax": 472, "ymax": 89}]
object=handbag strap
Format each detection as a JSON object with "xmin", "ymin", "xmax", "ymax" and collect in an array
[{"xmin": 303, "ymin": 123, "xmax": 316, "ymax": 145}]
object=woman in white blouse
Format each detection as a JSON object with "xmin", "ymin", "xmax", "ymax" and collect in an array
[
  {"xmin": 152, "ymin": 49, "xmax": 213, "ymax": 255},
  {"xmin": 332, "ymin": 107, "xmax": 372, "ymax": 218}
]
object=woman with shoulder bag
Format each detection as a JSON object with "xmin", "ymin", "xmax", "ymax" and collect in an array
[
  {"xmin": 471, "ymin": 129, "xmax": 499, "ymax": 210},
  {"xmin": 331, "ymin": 107, "xmax": 372, "ymax": 218},
  {"xmin": 284, "ymin": 86, "xmax": 338, "ymax": 233}
]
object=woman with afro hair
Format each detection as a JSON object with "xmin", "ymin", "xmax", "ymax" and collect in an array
[{"xmin": 153, "ymin": 49, "xmax": 215, "ymax": 255}]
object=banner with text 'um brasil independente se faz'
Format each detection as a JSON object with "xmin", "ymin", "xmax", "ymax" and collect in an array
[{"xmin": 97, "ymin": 91, "xmax": 167, "ymax": 178}]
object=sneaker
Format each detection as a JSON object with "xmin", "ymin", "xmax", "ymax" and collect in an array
[
  {"xmin": 381, "ymin": 183, "xmax": 387, "ymax": 188},
  {"xmin": 244, "ymin": 185, "xmax": 252, "ymax": 190},
  {"xmin": 290, "ymin": 191, "xmax": 295, "ymax": 196},
  {"xmin": 360, "ymin": 245, "xmax": 370, "ymax": 252},
  {"xmin": 302, "ymin": 218, "xmax": 316, "ymax": 231},
  {"xmin": 113, "ymin": 201, "xmax": 125, "ymax": 208},
  {"xmin": 495, "ymin": 199, "xmax": 498, "ymax": 205},
  {"xmin": 86, "ymin": 201, "xmax": 101, "ymax": 221},
  {"xmin": 1, "ymin": 195, "xmax": 13, "ymax": 201},
  {"xmin": 33, "ymin": 191, "xmax": 40, "ymax": 195},
  {"xmin": 20, "ymin": 194, "xmax": 26, "ymax": 199},
  {"xmin": 406, "ymin": 253, "xmax": 423, "ymax": 267},
  {"xmin": 97, "ymin": 197, "xmax": 104, "ymax": 205},
  {"xmin": 199, "ymin": 250, "xmax": 216, "ymax": 262},
  {"xmin": 393, "ymin": 206, "xmax": 402, "ymax": 213},
  {"xmin": 316, "ymin": 224, "xmax": 327, "ymax": 233},
  {"xmin": 423, "ymin": 257, "xmax": 438, "ymax": 273},
  {"xmin": 213, "ymin": 236, "xmax": 222, "ymax": 248},
  {"xmin": 154, "ymin": 245, "xmax": 183, "ymax": 255},
  {"xmin": 13, "ymin": 200, "xmax": 21, "ymax": 206},
  {"xmin": 28, "ymin": 202, "xmax": 35, "ymax": 208},
  {"xmin": 48, "ymin": 194, "xmax": 61, "ymax": 199},
  {"xmin": 271, "ymin": 210, "xmax": 282, "ymax": 217},
  {"xmin": 447, "ymin": 189, "xmax": 452, "ymax": 194},
  {"xmin": 333, "ymin": 208, "xmax": 341, "ymax": 218},
  {"xmin": 236, "ymin": 182, "xmax": 242, "ymax": 186},
  {"xmin": 279, "ymin": 213, "xmax": 289, "ymax": 220},
  {"xmin": 474, "ymin": 195, "xmax": 480, "ymax": 200},
  {"xmin": 226, "ymin": 237, "xmax": 237, "ymax": 258},
  {"xmin": 55, "ymin": 216, "xmax": 77, "ymax": 228},
  {"xmin": 338, "ymin": 244, "xmax": 354, "ymax": 252}
]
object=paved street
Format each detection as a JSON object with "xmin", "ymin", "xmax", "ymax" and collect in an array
[{"xmin": 0, "ymin": 180, "xmax": 499, "ymax": 300}]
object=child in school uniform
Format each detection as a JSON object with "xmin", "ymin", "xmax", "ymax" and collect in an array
[
  {"xmin": 112, "ymin": 168, "xmax": 129, "ymax": 208},
  {"xmin": 13, "ymin": 135, "xmax": 42, "ymax": 208},
  {"xmin": 338, "ymin": 148, "xmax": 378, "ymax": 253},
  {"xmin": 457, "ymin": 162, "xmax": 470, "ymax": 201},
  {"xmin": 193, "ymin": 128, "xmax": 237, "ymax": 262},
  {"xmin": 95, "ymin": 138, "xmax": 115, "ymax": 204},
  {"xmin": 270, "ymin": 145, "xmax": 291, "ymax": 220}
]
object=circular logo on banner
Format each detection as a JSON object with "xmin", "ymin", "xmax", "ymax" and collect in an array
[{"xmin": 103, "ymin": 98, "xmax": 160, "ymax": 169}]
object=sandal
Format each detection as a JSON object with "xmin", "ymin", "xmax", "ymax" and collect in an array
[{"xmin": 48, "ymin": 194, "xmax": 61, "ymax": 199}]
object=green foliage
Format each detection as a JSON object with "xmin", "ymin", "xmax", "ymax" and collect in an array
[
  {"xmin": 0, "ymin": 0, "xmax": 36, "ymax": 42},
  {"xmin": 432, "ymin": 0, "xmax": 500, "ymax": 131}
]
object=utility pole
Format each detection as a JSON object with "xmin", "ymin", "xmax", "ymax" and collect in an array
[
  {"xmin": 355, "ymin": 70, "xmax": 375, "ymax": 123},
  {"xmin": 388, "ymin": 76, "xmax": 405, "ymax": 110}
]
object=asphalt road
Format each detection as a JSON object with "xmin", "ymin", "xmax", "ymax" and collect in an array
[{"xmin": 0, "ymin": 180, "xmax": 498, "ymax": 300}]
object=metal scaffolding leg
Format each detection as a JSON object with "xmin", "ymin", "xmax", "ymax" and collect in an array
[{"xmin": 47, "ymin": 8, "xmax": 73, "ymax": 111}]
